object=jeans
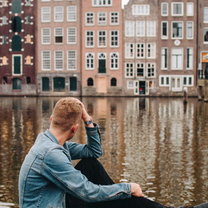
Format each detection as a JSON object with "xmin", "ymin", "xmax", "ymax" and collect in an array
[{"xmin": 65, "ymin": 158, "xmax": 167, "ymax": 208}]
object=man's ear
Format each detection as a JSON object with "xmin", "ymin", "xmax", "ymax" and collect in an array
[{"xmin": 71, "ymin": 124, "xmax": 79, "ymax": 133}]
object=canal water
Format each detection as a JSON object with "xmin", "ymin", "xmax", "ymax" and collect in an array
[{"xmin": 0, "ymin": 97, "xmax": 208, "ymax": 207}]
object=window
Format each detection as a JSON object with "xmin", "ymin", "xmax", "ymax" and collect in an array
[
  {"xmin": 110, "ymin": 12, "xmax": 119, "ymax": 25},
  {"xmin": 86, "ymin": 53, "xmax": 94, "ymax": 69},
  {"xmin": 67, "ymin": 50, "xmax": 76, "ymax": 70},
  {"xmin": 25, "ymin": 16, "xmax": 33, "ymax": 24},
  {"xmin": 146, "ymin": 43, "xmax": 156, "ymax": 59},
  {"xmin": 161, "ymin": 48, "xmax": 168, "ymax": 69},
  {"xmin": 42, "ymin": 77, "xmax": 50, "ymax": 91},
  {"xmin": 41, "ymin": 7, "xmax": 51, "ymax": 22},
  {"xmin": 1, "ymin": 16, "xmax": 8, "ymax": 25},
  {"xmin": 187, "ymin": 2, "xmax": 194, "ymax": 16},
  {"xmin": 161, "ymin": 3, "xmax": 168, "ymax": 16},
  {"xmin": 0, "ymin": 0, "xmax": 8, "ymax": 7},
  {"xmin": 127, "ymin": 80, "xmax": 134, "ymax": 89},
  {"xmin": 87, "ymin": 78, "xmax": 94, "ymax": 86},
  {"xmin": 204, "ymin": 7, "xmax": 208, "ymax": 23},
  {"xmin": 136, "ymin": 43, "xmax": 145, "ymax": 58},
  {"xmin": 171, "ymin": 48, "xmax": 183, "ymax": 70},
  {"xmin": 92, "ymin": 0, "xmax": 112, "ymax": 7},
  {"xmin": 136, "ymin": 63, "xmax": 145, "ymax": 77},
  {"xmin": 54, "ymin": 28, "xmax": 63, "ymax": 43},
  {"xmin": 86, "ymin": 31, "xmax": 94, "ymax": 47},
  {"xmin": 67, "ymin": 6, "xmax": 77, "ymax": 22},
  {"xmin": 147, "ymin": 63, "xmax": 155, "ymax": 78},
  {"xmin": 98, "ymin": 31, "xmax": 106, "ymax": 47},
  {"xmin": 125, "ymin": 21, "xmax": 135, "ymax": 37},
  {"xmin": 186, "ymin": 22, "xmax": 193, "ymax": 39},
  {"xmin": 110, "ymin": 31, "xmax": 119, "ymax": 47},
  {"xmin": 41, "ymin": 28, "xmax": 51, "ymax": 44},
  {"xmin": 67, "ymin": 27, "xmax": 76, "ymax": 44},
  {"xmin": 146, "ymin": 21, "xmax": 156, "ymax": 37},
  {"xmin": 204, "ymin": 28, "xmax": 208, "ymax": 43},
  {"xmin": 159, "ymin": 75, "xmax": 170, "ymax": 86},
  {"xmin": 172, "ymin": 21, "xmax": 183, "ymax": 39},
  {"xmin": 12, "ymin": 0, "xmax": 21, "ymax": 13},
  {"xmin": 0, "ymin": 36, "xmax": 8, "ymax": 44},
  {"xmin": 12, "ymin": 35, "xmax": 22, "ymax": 51},
  {"xmin": 98, "ymin": 53, "xmax": 106, "ymax": 73},
  {"xmin": 25, "ymin": 0, "xmax": 33, "ymax": 6},
  {"xmin": 136, "ymin": 21, "xmax": 145, "ymax": 37},
  {"xmin": 54, "ymin": 6, "xmax": 64, "ymax": 22},
  {"xmin": 110, "ymin": 53, "xmax": 119, "ymax": 69},
  {"xmin": 12, "ymin": 78, "xmax": 21, "ymax": 90},
  {"xmin": 161, "ymin": 21, "xmax": 168, "ymax": 39},
  {"xmin": 42, "ymin": 51, "xmax": 51, "ymax": 71},
  {"xmin": 11, "ymin": 16, "xmax": 22, "ymax": 32},
  {"xmin": 53, "ymin": 77, "xmax": 65, "ymax": 92},
  {"xmin": 186, "ymin": 48, "xmax": 193, "ymax": 69},
  {"xmin": 125, "ymin": 43, "xmax": 134, "ymax": 58},
  {"xmin": 69, "ymin": 77, "xmax": 77, "ymax": 91},
  {"xmin": 86, "ymin": 13, "xmax": 94, "ymax": 25},
  {"xmin": 111, "ymin": 78, "xmax": 117, "ymax": 86},
  {"xmin": 132, "ymin": 5, "xmax": 150, "ymax": 15},
  {"xmin": 125, "ymin": 63, "xmax": 134, "ymax": 78},
  {"xmin": 98, "ymin": 12, "xmax": 107, "ymax": 25},
  {"xmin": 55, "ymin": 51, "xmax": 64, "ymax": 70},
  {"xmin": 12, "ymin": 55, "xmax": 22, "ymax": 75},
  {"xmin": 172, "ymin": 2, "xmax": 183, "ymax": 16},
  {"xmin": 183, "ymin": 76, "xmax": 193, "ymax": 86}
]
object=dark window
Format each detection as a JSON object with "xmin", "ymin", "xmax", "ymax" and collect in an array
[
  {"xmin": 42, "ymin": 77, "xmax": 50, "ymax": 91},
  {"xmin": 12, "ymin": 78, "xmax": 21, "ymax": 90},
  {"xmin": 87, "ymin": 78, "xmax": 94, "ymax": 86},
  {"xmin": 13, "ymin": 56, "xmax": 21, "ymax": 74},
  {"xmin": 3, "ymin": 77, "xmax": 8, "ymax": 84},
  {"xmin": 26, "ymin": 77, "xmax": 31, "ymax": 84},
  {"xmin": 11, "ymin": 16, "xmax": 22, "ymax": 32},
  {"xmin": 98, "ymin": 59, "xmax": 106, "ymax": 73},
  {"xmin": 111, "ymin": 78, "xmax": 117, "ymax": 86},
  {"xmin": 53, "ymin": 77, "xmax": 65, "ymax": 92},
  {"xmin": 12, "ymin": 35, "xmax": 22, "ymax": 51},
  {"xmin": 69, "ymin": 77, "xmax": 77, "ymax": 91},
  {"xmin": 12, "ymin": 0, "xmax": 21, "ymax": 14}
]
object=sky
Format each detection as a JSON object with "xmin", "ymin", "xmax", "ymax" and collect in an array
[{"xmin": 122, "ymin": 0, "xmax": 129, "ymax": 7}]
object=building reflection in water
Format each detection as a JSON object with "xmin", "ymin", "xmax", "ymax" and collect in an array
[{"xmin": 0, "ymin": 97, "xmax": 208, "ymax": 207}]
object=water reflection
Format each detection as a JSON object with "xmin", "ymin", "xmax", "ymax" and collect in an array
[{"xmin": 0, "ymin": 97, "xmax": 208, "ymax": 207}]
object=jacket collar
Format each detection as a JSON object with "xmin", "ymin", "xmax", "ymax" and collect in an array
[{"xmin": 44, "ymin": 129, "xmax": 59, "ymax": 145}]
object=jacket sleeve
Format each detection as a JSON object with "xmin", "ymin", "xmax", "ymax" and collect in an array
[
  {"xmin": 41, "ymin": 147, "xmax": 131, "ymax": 203},
  {"xmin": 65, "ymin": 124, "xmax": 103, "ymax": 160}
]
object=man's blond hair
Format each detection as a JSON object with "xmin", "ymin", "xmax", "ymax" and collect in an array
[{"xmin": 51, "ymin": 97, "xmax": 82, "ymax": 132}]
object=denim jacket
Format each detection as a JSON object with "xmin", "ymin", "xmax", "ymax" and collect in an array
[{"xmin": 18, "ymin": 125, "xmax": 131, "ymax": 208}]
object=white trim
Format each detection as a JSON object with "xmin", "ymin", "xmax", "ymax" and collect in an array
[
  {"xmin": 171, "ymin": 21, "xmax": 183, "ymax": 39},
  {"xmin": 110, "ymin": 12, "xmax": 119, "ymax": 25},
  {"xmin": 161, "ymin": 21, "xmax": 168, "ymax": 39},
  {"xmin": 12, "ymin": 54, "xmax": 22, "ymax": 75},
  {"xmin": 85, "ymin": 12, "xmax": 95, "ymax": 26},
  {"xmin": 41, "ymin": 7, "xmax": 51, "ymax": 23},
  {"xmin": 67, "ymin": 27, "xmax": 77, "ymax": 44},
  {"xmin": 67, "ymin": 50, "xmax": 77, "ymax": 71},
  {"xmin": 54, "ymin": 50, "xmax": 64, "ymax": 71},
  {"xmin": 67, "ymin": 5, "xmax": 77, "ymax": 22},
  {"xmin": 146, "ymin": 62, "xmax": 156, "ymax": 78},
  {"xmin": 125, "ymin": 62, "xmax": 134, "ymax": 78},
  {"xmin": 41, "ymin": 28, "xmax": 51, "ymax": 45},
  {"xmin": 161, "ymin": 2, "xmax": 168, "ymax": 16},
  {"xmin": 85, "ymin": 52, "xmax": 95, "ymax": 70},
  {"xmin": 171, "ymin": 48, "xmax": 183, "ymax": 70},
  {"xmin": 97, "ymin": 12, "xmax": 107, "ymax": 26},
  {"xmin": 54, "ymin": 6, "xmax": 64, "ymax": 22},
  {"xmin": 41, "ymin": 51, "xmax": 51, "ymax": 71},
  {"xmin": 110, "ymin": 30, "xmax": 119, "ymax": 48},
  {"xmin": 171, "ymin": 2, "xmax": 184, "ymax": 16},
  {"xmin": 85, "ymin": 31, "xmax": 94, "ymax": 48},
  {"xmin": 186, "ymin": 2, "xmax": 194, "ymax": 16},
  {"xmin": 186, "ymin": 21, "xmax": 194, "ymax": 40},
  {"xmin": 97, "ymin": 30, "xmax": 107, "ymax": 48},
  {"xmin": 159, "ymin": 75, "xmax": 170, "ymax": 87},
  {"xmin": 110, "ymin": 52, "xmax": 119, "ymax": 70}
]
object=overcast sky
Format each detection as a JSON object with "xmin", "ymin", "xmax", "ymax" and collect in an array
[{"xmin": 122, "ymin": 0, "xmax": 129, "ymax": 7}]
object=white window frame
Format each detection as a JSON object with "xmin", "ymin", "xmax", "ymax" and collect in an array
[
  {"xmin": 41, "ymin": 28, "xmax": 51, "ymax": 44},
  {"xmin": 159, "ymin": 75, "xmax": 170, "ymax": 87},
  {"xmin": 204, "ymin": 28, "xmax": 208, "ymax": 44},
  {"xmin": 98, "ymin": 30, "xmax": 107, "ymax": 48},
  {"xmin": 136, "ymin": 21, "xmax": 145, "ymax": 37},
  {"xmin": 161, "ymin": 21, "xmax": 168, "ymax": 39},
  {"xmin": 41, "ymin": 7, "xmax": 51, "ymax": 23},
  {"xmin": 67, "ymin": 6, "xmax": 77, "ymax": 22},
  {"xmin": 186, "ymin": 2, "xmax": 194, "ymax": 16},
  {"xmin": 125, "ymin": 43, "xmax": 135, "ymax": 59},
  {"xmin": 183, "ymin": 75, "xmax": 194, "ymax": 86},
  {"xmin": 86, "ymin": 53, "xmax": 95, "ymax": 70},
  {"xmin": 125, "ymin": 21, "xmax": 135, "ymax": 37},
  {"xmin": 110, "ymin": 30, "xmax": 119, "ymax": 47},
  {"xmin": 41, "ymin": 51, "xmax": 51, "ymax": 71},
  {"xmin": 54, "ymin": 28, "xmax": 63, "ymax": 44},
  {"xmin": 161, "ymin": 2, "xmax": 168, "ymax": 16},
  {"xmin": 186, "ymin": 47, "xmax": 193, "ymax": 70},
  {"xmin": 161, "ymin": 48, "xmax": 168, "ymax": 70},
  {"xmin": 85, "ymin": 31, "xmax": 94, "ymax": 47},
  {"xmin": 54, "ymin": 6, "xmax": 64, "ymax": 22},
  {"xmin": 136, "ymin": 62, "xmax": 145, "ymax": 78},
  {"xmin": 92, "ymin": 0, "xmax": 112, "ymax": 7},
  {"xmin": 171, "ymin": 2, "xmax": 184, "ymax": 16},
  {"xmin": 146, "ymin": 21, "xmax": 156, "ymax": 37},
  {"xmin": 204, "ymin": 7, "xmax": 208, "ymax": 23},
  {"xmin": 136, "ymin": 43, "xmax": 145, "ymax": 59},
  {"xmin": 110, "ymin": 12, "xmax": 119, "ymax": 25},
  {"xmin": 172, "ymin": 21, "xmax": 183, "ymax": 39},
  {"xmin": 186, "ymin": 21, "xmax": 194, "ymax": 39},
  {"xmin": 146, "ymin": 43, "xmax": 156, "ymax": 59},
  {"xmin": 171, "ymin": 48, "xmax": 183, "ymax": 70},
  {"xmin": 110, "ymin": 52, "xmax": 119, "ymax": 70},
  {"xmin": 127, "ymin": 80, "xmax": 134, "ymax": 89},
  {"xmin": 132, "ymin": 4, "xmax": 150, "ymax": 16},
  {"xmin": 67, "ymin": 27, "xmax": 77, "ymax": 44},
  {"xmin": 146, "ymin": 63, "xmax": 156, "ymax": 78},
  {"xmin": 67, "ymin": 50, "xmax": 76, "ymax": 70},
  {"xmin": 54, "ymin": 51, "xmax": 64, "ymax": 71},
  {"xmin": 12, "ymin": 54, "xmax": 22, "ymax": 75},
  {"xmin": 98, "ymin": 12, "xmax": 107, "ymax": 25},
  {"xmin": 85, "ymin": 12, "xmax": 94, "ymax": 26},
  {"xmin": 125, "ymin": 62, "xmax": 134, "ymax": 78}
]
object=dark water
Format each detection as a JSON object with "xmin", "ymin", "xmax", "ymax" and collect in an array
[{"xmin": 0, "ymin": 97, "xmax": 208, "ymax": 207}]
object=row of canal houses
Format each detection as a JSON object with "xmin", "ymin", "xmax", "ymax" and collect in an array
[{"xmin": 1, "ymin": 0, "xmax": 208, "ymax": 97}]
